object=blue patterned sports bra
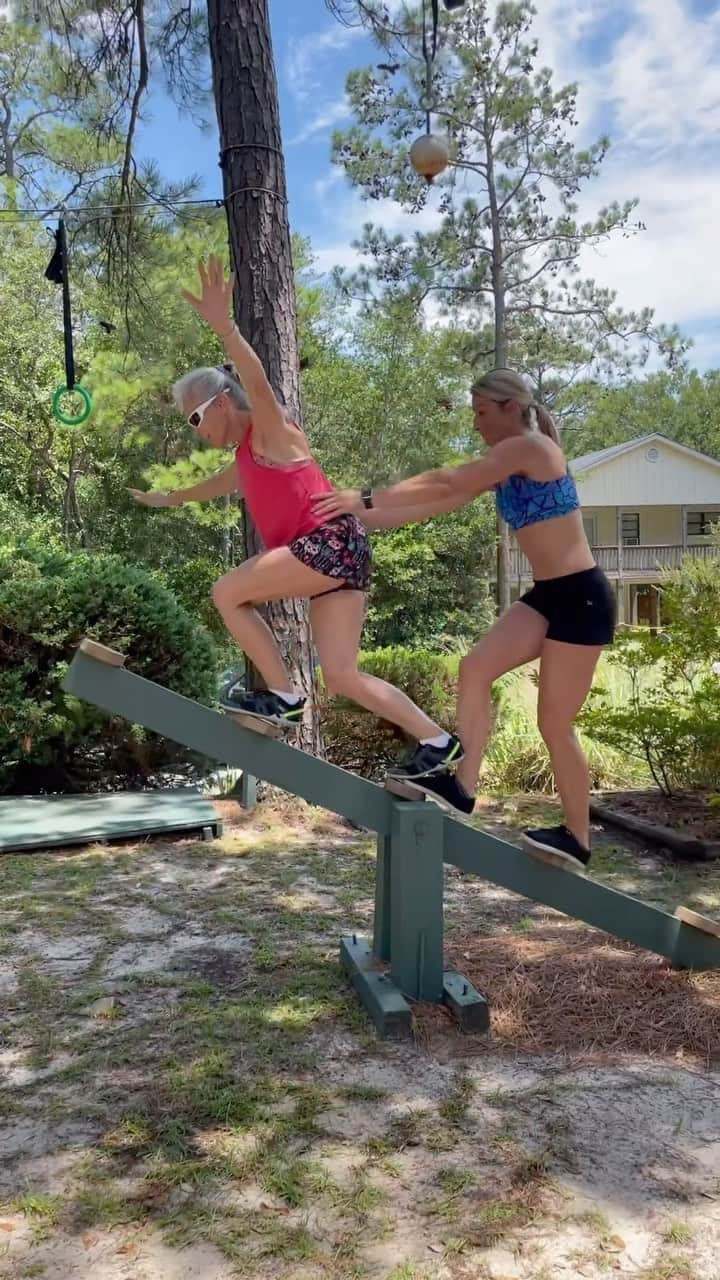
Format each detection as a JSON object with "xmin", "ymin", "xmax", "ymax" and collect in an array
[{"xmin": 495, "ymin": 471, "xmax": 580, "ymax": 531}]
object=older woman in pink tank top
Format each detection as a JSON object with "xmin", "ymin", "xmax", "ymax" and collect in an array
[{"xmin": 129, "ymin": 257, "xmax": 460, "ymax": 774}]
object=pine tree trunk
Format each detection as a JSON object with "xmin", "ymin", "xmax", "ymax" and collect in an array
[
  {"xmin": 206, "ymin": 0, "xmax": 321, "ymax": 754},
  {"xmin": 486, "ymin": 138, "xmax": 511, "ymax": 616}
]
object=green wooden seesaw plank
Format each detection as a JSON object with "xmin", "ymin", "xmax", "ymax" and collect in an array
[
  {"xmin": 62, "ymin": 644, "xmax": 394, "ymax": 835},
  {"xmin": 443, "ymin": 820, "xmax": 720, "ymax": 969},
  {"xmin": 0, "ymin": 789, "xmax": 221, "ymax": 853}
]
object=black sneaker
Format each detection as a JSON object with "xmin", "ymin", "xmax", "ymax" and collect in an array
[
  {"xmin": 387, "ymin": 734, "xmax": 464, "ymax": 780},
  {"xmin": 219, "ymin": 683, "xmax": 305, "ymax": 725},
  {"xmin": 522, "ymin": 825, "xmax": 591, "ymax": 872},
  {"xmin": 393, "ymin": 769, "xmax": 475, "ymax": 817}
]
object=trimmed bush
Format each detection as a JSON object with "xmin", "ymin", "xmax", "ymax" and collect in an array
[
  {"xmin": 322, "ymin": 647, "xmax": 459, "ymax": 777},
  {"xmin": 0, "ymin": 540, "xmax": 219, "ymax": 794}
]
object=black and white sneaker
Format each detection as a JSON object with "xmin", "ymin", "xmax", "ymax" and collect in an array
[
  {"xmin": 387, "ymin": 734, "xmax": 464, "ymax": 780},
  {"xmin": 522, "ymin": 825, "xmax": 591, "ymax": 872},
  {"xmin": 219, "ymin": 683, "xmax": 305, "ymax": 726},
  {"xmin": 394, "ymin": 769, "xmax": 475, "ymax": 817}
]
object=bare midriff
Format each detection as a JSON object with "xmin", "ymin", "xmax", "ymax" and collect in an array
[{"xmin": 515, "ymin": 509, "xmax": 596, "ymax": 581}]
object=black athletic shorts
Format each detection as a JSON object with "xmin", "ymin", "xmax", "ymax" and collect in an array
[{"xmin": 520, "ymin": 565, "xmax": 616, "ymax": 646}]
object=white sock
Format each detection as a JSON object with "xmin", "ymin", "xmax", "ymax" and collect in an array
[
  {"xmin": 420, "ymin": 732, "xmax": 451, "ymax": 749},
  {"xmin": 270, "ymin": 688, "xmax": 301, "ymax": 705}
]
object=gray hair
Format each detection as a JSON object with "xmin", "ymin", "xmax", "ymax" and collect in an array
[
  {"xmin": 172, "ymin": 364, "xmax": 250, "ymax": 414},
  {"xmin": 471, "ymin": 368, "xmax": 560, "ymax": 445}
]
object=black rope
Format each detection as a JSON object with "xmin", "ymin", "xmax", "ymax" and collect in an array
[
  {"xmin": 224, "ymin": 186, "xmax": 287, "ymax": 205},
  {"xmin": 44, "ymin": 217, "xmax": 75, "ymax": 390},
  {"xmin": 219, "ymin": 141, "xmax": 284, "ymax": 167},
  {"xmin": 421, "ymin": 0, "xmax": 441, "ymax": 133}
]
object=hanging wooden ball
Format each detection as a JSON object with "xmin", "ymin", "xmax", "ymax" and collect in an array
[{"xmin": 409, "ymin": 133, "xmax": 450, "ymax": 183}]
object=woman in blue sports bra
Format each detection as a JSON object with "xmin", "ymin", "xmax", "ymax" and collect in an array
[{"xmin": 312, "ymin": 368, "xmax": 615, "ymax": 872}]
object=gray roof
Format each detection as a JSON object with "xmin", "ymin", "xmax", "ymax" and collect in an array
[{"xmin": 570, "ymin": 433, "xmax": 720, "ymax": 473}]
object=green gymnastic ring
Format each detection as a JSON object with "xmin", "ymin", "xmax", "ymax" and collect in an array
[{"xmin": 52, "ymin": 384, "xmax": 92, "ymax": 426}]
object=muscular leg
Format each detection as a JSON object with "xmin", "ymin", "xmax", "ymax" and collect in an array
[
  {"xmin": 212, "ymin": 548, "xmax": 365, "ymax": 693},
  {"xmin": 310, "ymin": 590, "xmax": 444, "ymax": 740},
  {"xmin": 455, "ymin": 603, "xmax": 548, "ymax": 796},
  {"xmin": 536, "ymin": 640, "xmax": 604, "ymax": 848}
]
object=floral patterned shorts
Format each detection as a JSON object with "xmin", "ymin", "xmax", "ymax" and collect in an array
[{"xmin": 289, "ymin": 515, "xmax": 371, "ymax": 595}]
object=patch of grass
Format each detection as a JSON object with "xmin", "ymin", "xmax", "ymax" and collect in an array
[
  {"xmin": 662, "ymin": 1223, "xmax": 693, "ymax": 1246},
  {"xmin": 426, "ymin": 1167, "xmax": 477, "ymax": 1222},
  {"xmin": 439, "ymin": 1070, "xmax": 474, "ymax": 1127},
  {"xmin": 256, "ymin": 1221, "xmax": 320, "ymax": 1263},
  {"xmin": 425, "ymin": 1127, "xmax": 460, "ymax": 1153},
  {"xmin": 11, "ymin": 1193, "xmax": 62, "ymax": 1224},
  {"xmin": 24, "ymin": 1026, "xmax": 62, "ymax": 1072},
  {"xmin": 339, "ymin": 1084, "xmax": 388, "ymax": 1102},
  {"xmin": 158, "ymin": 1203, "xmax": 220, "ymax": 1249},
  {"xmin": 16, "ymin": 966, "xmax": 63, "ymax": 1011},
  {"xmin": 261, "ymin": 1156, "xmax": 315, "ymax": 1207},
  {"xmin": 67, "ymin": 1185, "xmax": 146, "ymax": 1231},
  {"xmin": 327, "ymin": 1171, "xmax": 386, "ymax": 1217},
  {"xmin": 575, "ymin": 1209, "xmax": 611, "ymax": 1234},
  {"xmin": 639, "ymin": 1254, "xmax": 699, "ymax": 1280},
  {"xmin": 512, "ymin": 915, "xmax": 536, "ymax": 933},
  {"xmin": 386, "ymin": 1266, "xmax": 433, "ymax": 1280},
  {"xmin": 491, "ymin": 1127, "xmax": 517, "ymax": 1150}
]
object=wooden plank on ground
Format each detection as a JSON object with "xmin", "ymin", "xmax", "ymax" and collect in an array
[{"xmin": 0, "ymin": 788, "xmax": 222, "ymax": 853}]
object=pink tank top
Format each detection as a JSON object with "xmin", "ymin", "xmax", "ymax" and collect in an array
[{"xmin": 235, "ymin": 423, "xmax": 335, "ymax": 549}]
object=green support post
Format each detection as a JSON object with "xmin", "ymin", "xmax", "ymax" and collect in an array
[
  {"xmin": 373, "ymin": 834, "xmax": 392, "ymax": 963},
  {"xmin": 239, "ymin": 772, "xmax": 257, "ymax": 810},
  {"xmin": 389, "ymin": 802, "xmax": 445, "ymax": 1002}
]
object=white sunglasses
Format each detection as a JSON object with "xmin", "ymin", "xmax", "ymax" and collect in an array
[{"xmin": 187, "ymin": 393, "xmax": 219, "ymax": 429}]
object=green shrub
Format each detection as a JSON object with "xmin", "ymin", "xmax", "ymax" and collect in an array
[
  {"xmin": 578, "ymin": 558, "xmax": 720, "ymax": 795},
  {"xmin": 0, "ymin": 540, "xmax": 219, "ymax": 794},
  {"xmin": 158, "ymin": 555, "xmax": 227, "ymax": 643},
  {"xmin": 321, "ymin": 647, "xmax": 459, "ymax": 777}
]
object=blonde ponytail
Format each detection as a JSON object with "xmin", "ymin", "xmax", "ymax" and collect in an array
[
  {"xmin": 471, "ymin": 368, "xmax": 560, "ymax": 445},
  {"xmin": 532, "ymin": 401, "xmax": 561, "ymax": 446}
]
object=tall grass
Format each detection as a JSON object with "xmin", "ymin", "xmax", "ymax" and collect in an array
[
  {"xmin": 322, "ymin": 649, "xmax": 649, "ymax": 794},
  {"xmin": 483, "ymin": 661, "xmax": 649, "ymax": 795}
]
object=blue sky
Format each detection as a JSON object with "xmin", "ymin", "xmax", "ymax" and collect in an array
[{"xmin": 139, "ymin": 0, "xmax": 720, "ymax": 371}]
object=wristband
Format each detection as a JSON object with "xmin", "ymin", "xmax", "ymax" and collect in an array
[{"xmin": 361, "ymin": 486, "xmax": 374, "ymax": 509}]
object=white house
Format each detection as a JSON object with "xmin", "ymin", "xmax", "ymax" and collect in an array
[{"xmin": 509, "ymin": 433, "xmax": 720, "ymax": 627}]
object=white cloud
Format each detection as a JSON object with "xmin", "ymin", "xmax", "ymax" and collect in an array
[
  {"xmin": 605, "ymin": 0, "xmax": 720, "ymax": 152},
  {"xmin": 286, "ymin": 23, "xmax": 363, "ymax": 105},
  {"xmin": 576, "ymin": 159, "xmax": 720, "ymax": 329},
  {"xmin": 312, "ymin": 244, "xmax": 366, "ymax": 276},
  {"xmin": 288, "ymin": 96, "xmax": 351, "ymax": 146}
]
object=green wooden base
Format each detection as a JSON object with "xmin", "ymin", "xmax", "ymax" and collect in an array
[
  {"xmin": 340, "ymin": 939, "xmax": 492, "ymax": 1038},
  {"xmin": 340, "ymin": 935, "xmax": 413, "ymax": 1039},
  {"xmin": 0, "ymin": 789, "xmax": 222, "ymax": 854},
  {"xmin": 443, "ymin": 971, "xmax": 491, "ymax": 1033}
]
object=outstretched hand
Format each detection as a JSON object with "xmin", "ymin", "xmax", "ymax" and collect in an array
[
  {"xmin": 128, "ymin": 488, "xmax": 176, "ymax": 508},
  {"xmin": 311, "ymin": 488, "xmax": 363, "ymax": 520},
  {"xmin": 181, "ymin": 256, "xmax": 234, "ymax": 335}
]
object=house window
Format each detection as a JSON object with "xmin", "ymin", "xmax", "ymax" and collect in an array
[
  {"xmin": 686, "ymin": 511, "xmax": 716, "ymax": 537},
  {"xmin": 621, "ymin": 512, "xmax": 640, "ymax": 546},
  {"xmin": 582, "ymin": 516, "xmax": 597, "ymax": 546}
]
